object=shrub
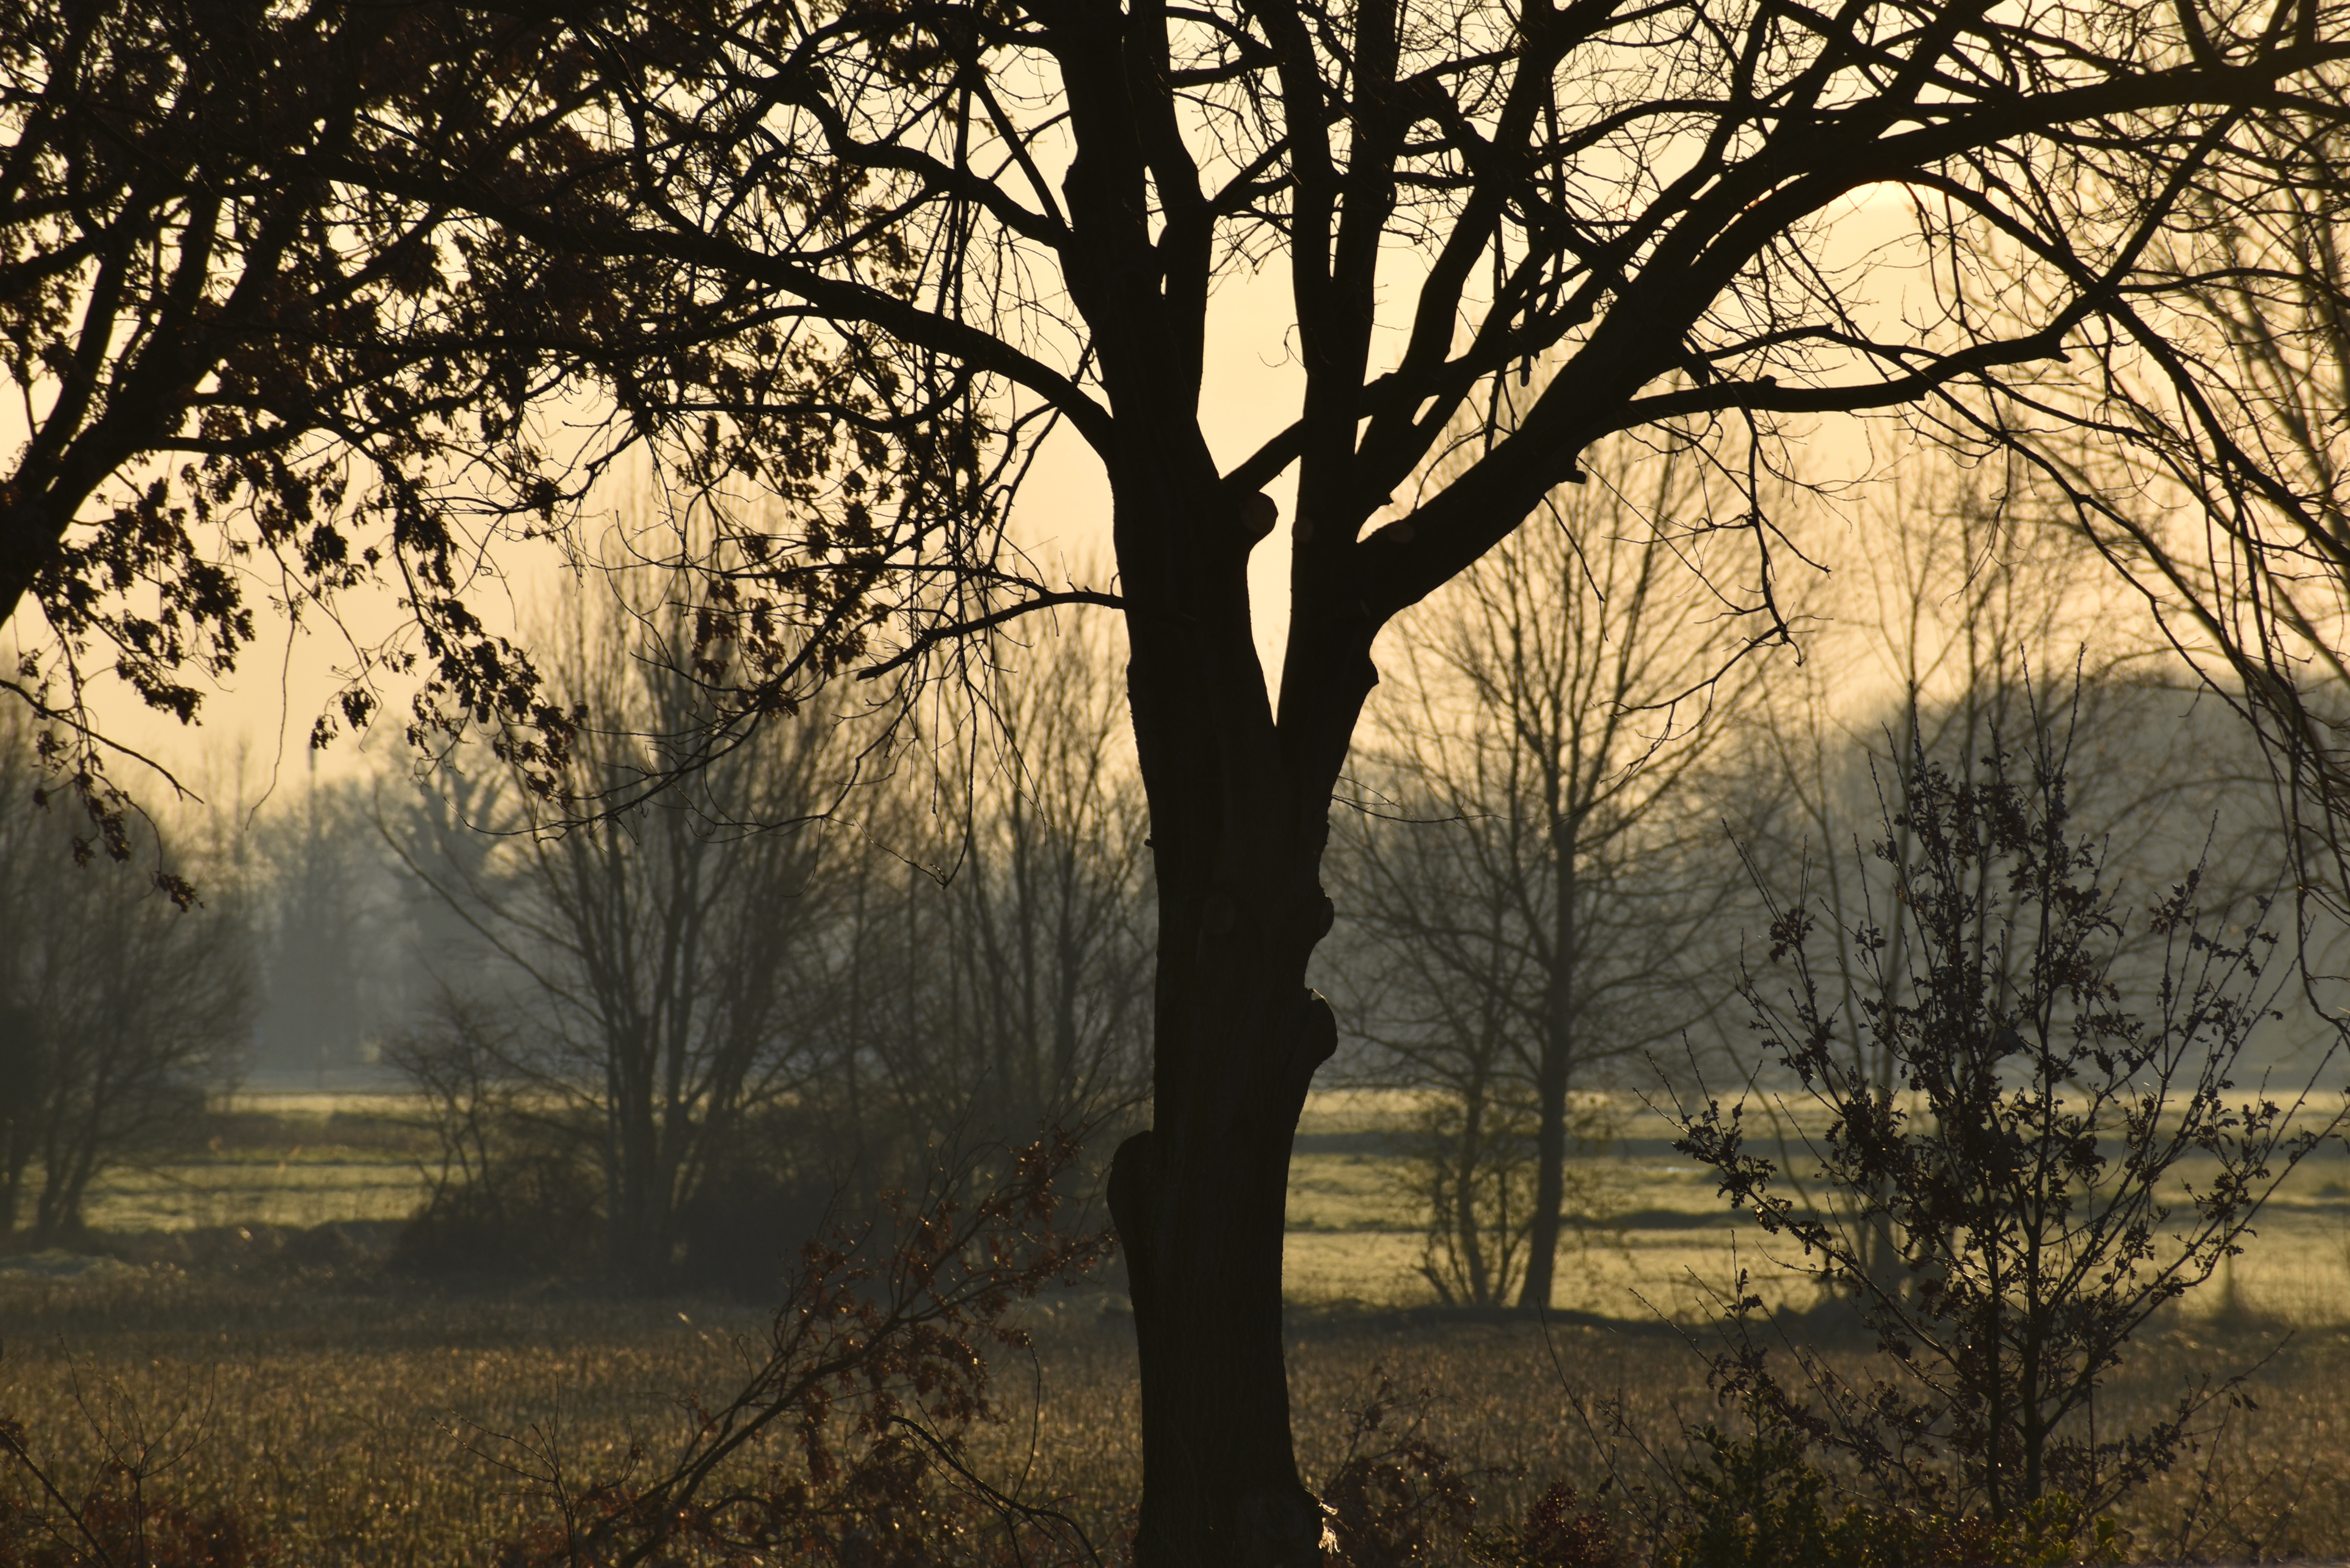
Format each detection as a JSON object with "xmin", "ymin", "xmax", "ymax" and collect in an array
[
  {"xmin": 1319, "ymin": 1382, "xmax": 1480, "ymax": 1568},
  {"xmin": 1315, "ymin": 1380, "xmax": 1623, "ymax": 1568},
  {"xmin": 482, "ymin": 1127, "xmax": 1115, "ymax": 1567},
  {"xmin": 385, "ymin": 1011, "xmax": 603, "ymax": 1279},
  {"xmin": 1672, "ymin": 704, "xmax": 2346, "ymax": 1537},
  {"xmin": 2, "ymin": 1412, "xmax": 270, "ymax": 1568},
  {"xmin": 391, "ymin": 1132, "xmax": 602, "ymax": 1279},
  {"xmin": 671, "ymin": 1102, "xmax": 859, "ymax": 1297},
  {"xmin": 1492, "ymin": 1484, "xmax": 1618, "ymax": 1568},
  {"xmin": 1663, "ymin": 1396, "xmax": 2126, "ymax": 1568}
]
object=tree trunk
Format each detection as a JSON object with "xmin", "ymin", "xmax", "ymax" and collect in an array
[
  {"xmin": 1456, "ymin": 1058, "xmax": 1493, "ymax": 1306},
  {"xmin": 1108, "ymin": 785, "xmax": 1343, "ymax": 1561},
  {"xmin": 1519, "ymin": 838, "xmax": 1577, "ymax": 1311},
  {"xmin": 0, "ymin": 1002, "xmax": 38, "ymax": 1237},
  {"xmin": 34, "ymin": 1111, "xmax": 96, "ymax": 1246},
  {"xmin": 1103, "ymin": 456, "xmax": 1370, "ymax": 1564},
  {"xmin": 1109, "ymin": 948, "xmax": 1334, "ymax": 1566},
  {"xmin": 1518, "ymin": 1028, "xmax": 1571, "ymax": 1311}
]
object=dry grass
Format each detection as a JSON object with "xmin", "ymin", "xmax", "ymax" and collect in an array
[
  {"xmin": 79, "ymin": 1098, "xmax": 2350, "ymax": 1324},
  {"xmin": 10, "ymin": 1093, "xmax": 2345, "ymax": 1561},
  {"xmin": 0, "ymin": 1276, "xmax": 776, "ymax": 1565},
  {"xmin": 4, "ymin": 1269, "xmax": 2347, "ymax": 1565},
  {"xmin": 1280, "ymin": 1313, "xmax": 2350, "ymax": 1564}
]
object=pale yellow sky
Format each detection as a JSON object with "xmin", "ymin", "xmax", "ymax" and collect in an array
[{"xmin": 9, "ymin": 185, "xmax": 1937, "ymax": 814}]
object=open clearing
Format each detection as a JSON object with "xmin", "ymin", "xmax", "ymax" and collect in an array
[{"xmin": 61, "ymin": 1088, "xmax": 2350, "ymax": 1323}]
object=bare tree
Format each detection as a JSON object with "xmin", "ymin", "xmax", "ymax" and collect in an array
[
  {"xmin": 1331, "ymin": 797, "xmax": 1547, "ymax": 1308},
  {"xmin": 1679, "ymin": 710, "xmax": 2345, "ymax": 1532},
  {"xmin": 386, "ymin": 594, "xmax": 1150, "ymax": 1278},
  {"xmin": 1329, "ymin": 437, "xmax": 1760, "ymax": 1309},
  {"xmin": 1733, "ymin": 483, "xmax": 2293, "ymax": 1305},
  {"xmin": 0, "ymin": 703, "xmax": 254, "ymax": 1243},
  {"xmin": 925, "ymin": 620, "xmax": 1156, "ymax": 1138},
  {"xmin": 389, "ymin": 573, "xmax": 849, "ymax": 1284},
  {"xmin": 823, "ymin": 615, "xmax": 1154, "ymax": 1158}
]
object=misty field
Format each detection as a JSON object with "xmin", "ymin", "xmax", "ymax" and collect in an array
[
  {"xmin": 11, "ymin": 1089, "xmax": 2350, "ymax": 1564},
  {"xmin": 65, "ymin": 1089, "xmax": 2350, "ymax": 1324}
]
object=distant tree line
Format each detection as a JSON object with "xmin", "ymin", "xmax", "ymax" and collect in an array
[{"xmin": 0, "ymin": 566, "xmax": 1150, "ymax": 1272}]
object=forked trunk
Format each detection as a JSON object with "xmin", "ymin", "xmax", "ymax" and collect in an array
[{"xmin": 1104, "ymin": 467, "xmax": 1371, "ymax": 1565}]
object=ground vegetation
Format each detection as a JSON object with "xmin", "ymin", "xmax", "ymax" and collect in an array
[{"xmin": 7, "ymin": 1271, "xmax": 2350, "ymax": 1567}]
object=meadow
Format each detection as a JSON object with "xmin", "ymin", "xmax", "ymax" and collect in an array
[
  {"xmin": 51, "ymin": 1088, "xmax": 2350, "ymax": 1323},
  {"xmin": 5, "ymin": 1271, "xmax": 2350, "ymax": 1565},
  {"xmin": 7, "ymin": 1089, "xmax": 2350, "ymax": 1565}
]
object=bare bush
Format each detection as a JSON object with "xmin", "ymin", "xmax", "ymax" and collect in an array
[
  {"xmin": 1, "ymin": 1371, "xmax": 267, "ymax": 1568},
  {"xmin": 1675, "ymin": 699, "xmax": 2348, "ymax": 1539},
  {"xmin": 481, "ymin": 1128, "xmax": 1113, "ymax": 1568}
]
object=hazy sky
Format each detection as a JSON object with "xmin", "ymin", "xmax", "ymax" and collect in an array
[{"xmin": 9, "ymin": 187, "xmax": 1932, "ymax": 816}]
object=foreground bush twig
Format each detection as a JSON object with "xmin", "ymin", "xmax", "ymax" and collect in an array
[
  {"xmin": 484, "ymin": 1126, "xmax": 1115, "ymax": 1567},
  {"xmin": 1, "ymin": 1368, "xmax": 266, "ymax": 1568}
]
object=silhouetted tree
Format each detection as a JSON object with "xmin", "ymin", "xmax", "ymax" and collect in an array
[
  {"xmin": 1329, "ymin": 436, "xmax": 1759, "ymax": 1309},
  {"xmin": 827, "ymin": 615, "xmax": 1154, "ymax": 1158},
  {"xmin": 388, "ymin": 569, "xmax": 848, "ymax": 1284},
  {"xmin": 11, "ymin": 1, "xmax": 2350, "ymax": 1555},
  {"xmin": 0, "ymin": 0, "xmax": 579, "ymax": 862},
  {"xmin": 0, "ymin": 704, "xmax": 255, "ymax": 1242}
]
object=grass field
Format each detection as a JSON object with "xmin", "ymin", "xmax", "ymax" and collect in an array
[
  {"xmin": 1283, "ymin": 1089, "xmax": 2350, "ymax": 1323},
  {"xmin": 6, "ymin": 1087, "xmax": 2350, "ymax": 1563},
  {"xmin": 50, "ymin": 1088, "xmax": 2350, "ymax": 1325},
  {"xmin": 4, "ymin": 1274, "xmax": 2348, "ymax": 1565}
]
